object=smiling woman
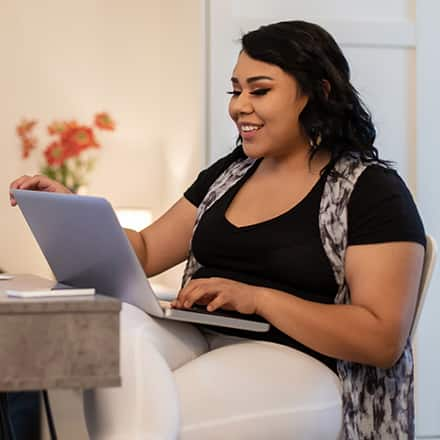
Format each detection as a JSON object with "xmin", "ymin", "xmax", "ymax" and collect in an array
[
  {"xmin": 178, "ymin": 20, "xmax": 425, "ymax": 439},
  {"xmin": 9, "ymin": 20, "xmax": 425, "ymax": 440}
]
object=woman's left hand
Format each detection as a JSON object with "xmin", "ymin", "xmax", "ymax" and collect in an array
[{"xmin": 171, "ymin": 277, "xmax": 262, "ymax": 314}]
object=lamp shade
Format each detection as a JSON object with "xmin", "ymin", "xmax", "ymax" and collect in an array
[{"xmin": 115, "ymin": 208, "xmax": 152, "ymax": 232}]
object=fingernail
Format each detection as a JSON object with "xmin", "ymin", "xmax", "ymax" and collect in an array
[{"xmin": 184, "ymin": 301, "xmax": 190, "ymax": 308}]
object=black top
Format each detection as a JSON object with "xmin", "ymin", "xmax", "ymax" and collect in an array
[{"xmin": 183, "ymin": 147, "xmax": 426, "ymax": 371}]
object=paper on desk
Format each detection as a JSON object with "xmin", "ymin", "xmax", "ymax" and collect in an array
[{"xmin": 6, "ymin": 288, "xmax": 96, "ymax": 298}]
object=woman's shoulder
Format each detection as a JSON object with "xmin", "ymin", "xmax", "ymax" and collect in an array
[
  {"xmin": 357, "ymin": 163, "xmax": 406, "ymax": 191},
  {"xmin": 332, "ymin": 156, "xmax": 407, "ymax": 194},
  {"xmin": 184, "ymin": 146, "xmax": 246, "ymax": 207},
  {"xmin": 347, "ymin": 163, "xmax": 426, "ymax": 247}
]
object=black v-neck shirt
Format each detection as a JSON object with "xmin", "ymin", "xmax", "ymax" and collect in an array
[{"xmin": 183, "ymin": 148, "xmax": 425, "ymax": 370}]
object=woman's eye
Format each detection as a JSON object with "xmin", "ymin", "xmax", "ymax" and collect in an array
[
  {"xmin": 250, "ymin": 88, "xmax": 270, "ymax": 96},
  {"xmin": 226, "ymin": 88, "xmax": 270, "ymax": 97}
]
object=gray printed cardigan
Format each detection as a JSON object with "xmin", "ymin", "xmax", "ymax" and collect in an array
[{"xmin": 182, "ymin": 154, "xmax": 414, "ymax": 439}]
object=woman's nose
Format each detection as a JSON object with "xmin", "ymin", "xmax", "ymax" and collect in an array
[{"xmin": 231, "ymin": 92, "xmax": 253, "ymax": 115}]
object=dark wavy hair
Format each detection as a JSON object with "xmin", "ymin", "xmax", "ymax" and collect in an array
[{"xmin": 239, "ymin": 20, "xmax": 389, "ymax": 172}]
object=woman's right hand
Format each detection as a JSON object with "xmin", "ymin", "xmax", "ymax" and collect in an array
[{"xmin": 9, "ymin": 175, "xmax": 72, "ymax": 206}]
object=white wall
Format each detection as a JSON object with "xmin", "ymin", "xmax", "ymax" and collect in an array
[
  {"xmin": 0, "ymin": 0, "xmax": 203, "ymax": 290},
  {"xmin": 0, "ymin": 1, "xmax": 203, "ymax": 439}
]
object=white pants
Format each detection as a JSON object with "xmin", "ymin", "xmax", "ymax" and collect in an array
[{"xmin": 83, "ymin": 303, "xmax": 342, "ymax": 440}]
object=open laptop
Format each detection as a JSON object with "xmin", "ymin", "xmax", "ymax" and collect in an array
[{"xmin": 12, "ymin": 189, "xmax": 269, "ymax": 332}]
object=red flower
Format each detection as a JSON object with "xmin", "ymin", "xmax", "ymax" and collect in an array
[
  {"xmin": 94, "ymin": 112, "xmax": 115, "ymax": 130},
  {"xmin": 61, "ymin": 126, "xmax": 100, "ymax": 158},
  {"xmin": 44, "ymin": 142, "xmax": 67, "ymax": 165},
  {"xmin": 17, "ymin": 113, "xmax": 116, "ymax": 188},
  {"xmin": 21, "ymin": 137, "xmax": 38, "ymax": 158},
  {"xmin": 17, "ymin": 119, "xmax": 38, "ymax": 158},
  {"xmin": 47, "ymin": 120, "xmax": 77, "ymax": 135},
  {"xmin": 17, "ymin": 119, "xmax": 37, "ymax": 137}
]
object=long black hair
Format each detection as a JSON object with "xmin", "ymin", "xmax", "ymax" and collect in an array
[{"xmin": 239, "ymin": 20, "xmax": 389, "ymax": 172}]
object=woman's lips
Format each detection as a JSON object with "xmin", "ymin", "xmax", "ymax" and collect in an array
[{"xmin": 240, "ymin": 126, "xmax": 263, "ymax": 140}]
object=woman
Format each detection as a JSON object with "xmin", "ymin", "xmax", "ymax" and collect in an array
[{"xmin": 10, "ymin": 21, "xmax": 425, "ymax": 439}]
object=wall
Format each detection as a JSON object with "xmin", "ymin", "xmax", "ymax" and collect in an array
[
  {"xmin": 0, "ymin": 0, "xmax": 202, "ymax": 290},
  {"xmin": 0, "ymin": 1, "xmax": 203, "ymax": 439}
]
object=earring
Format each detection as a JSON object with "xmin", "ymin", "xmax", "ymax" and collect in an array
[
  {"xmin": 309, "ymin": 132, "xmax": 322, "ymax": 151},
  {"xmin": 316, "ymin": 133, "xmax": 322, "ymax": 146}
]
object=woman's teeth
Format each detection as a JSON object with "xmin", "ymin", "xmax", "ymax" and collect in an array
[{"xmin": 242, "ymin": 125, "xmax": 262, "ymax": 132}]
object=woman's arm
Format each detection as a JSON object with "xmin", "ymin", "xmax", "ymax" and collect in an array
[
  {"xmin": 255, "ymin": 241, "xmax": 424, "ymax": 368},
  {"xmin": 175, "ymin": 241, "xmax": 424, "ymax": 368},
  {"xmin": 125, "ymin": 197, "xmax": 197, "ymax": 277}
]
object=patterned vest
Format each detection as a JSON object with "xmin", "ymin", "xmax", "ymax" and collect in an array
[{"xmin": 182, "ymin": 155, "xmax": 414, "ymax": 439}]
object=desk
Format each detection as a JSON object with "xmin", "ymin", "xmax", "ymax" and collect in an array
[{"xmin": 0, "ymin": 274, "xmax": 121, "ymax": 439}]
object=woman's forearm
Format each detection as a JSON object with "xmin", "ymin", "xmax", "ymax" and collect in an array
[
  {"xmin": 124, "ymin": 228, "xmax": 147, "ymax": 271},
  {"xmin": 255, "ymin": 288, "xmax": 402, "ymax": 368}
]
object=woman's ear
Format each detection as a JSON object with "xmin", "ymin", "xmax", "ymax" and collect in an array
[{"xmin": 322, "ymin": 79, "xmax": 331, "ymax": 98}]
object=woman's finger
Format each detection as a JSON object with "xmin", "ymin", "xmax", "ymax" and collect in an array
[
  {"xmin": 20, "ymin": 175, "xmax": 56, "ymax": 191},
  {"xmin": 9, "ymin": 175, "xmax": 32, "ymax": 206},
  {"xmin": 10, "ymin": 175, "xmax": 46, "ymax": 192},
  {"xmin": 175, "ymin": 279, "xmax": 206, "ymax": 304},
  {"xmin": 194, "ymin": 293, "xmax": 216, "ymax": 306},
  {"xmin": 174, "ymin": 280, "xmax": 217, "ymax": 309},
  {"xmin": 10, "ymin": 175, "xmax": 31, "ymax": 190},
  {"xmin": 181, "ymin": 285, "xmax": 213, "ymax": 309},
  {"xmin": 173, "ymin": 282, "xmax": 194, "ymax": 307},
  {"xmin": 206, "ymin": 293, "xmax": 228, "ymax": 312}
]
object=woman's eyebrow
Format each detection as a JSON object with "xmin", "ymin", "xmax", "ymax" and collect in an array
[{"xmin": 230, "ymin": 76, "xmax": 274, "ymax": 84}]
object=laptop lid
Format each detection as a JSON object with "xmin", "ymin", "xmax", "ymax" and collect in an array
[{"xmin": 13, "ymin": 189, "xmax": 164, "ymax": 317}]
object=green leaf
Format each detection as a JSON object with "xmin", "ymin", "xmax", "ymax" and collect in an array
[{"xmin": 41, "ymin": 166, "xmax": 57, "ymax": 180}]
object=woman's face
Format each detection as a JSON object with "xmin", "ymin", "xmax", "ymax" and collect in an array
[{"xmin": 228, "ymin": 51, "xmax": 309, "ymax": 159}]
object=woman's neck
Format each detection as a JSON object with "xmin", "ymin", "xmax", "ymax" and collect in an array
[{"xmin": 259, "ymin": 146, "xmax": 330, "ymax": 177}]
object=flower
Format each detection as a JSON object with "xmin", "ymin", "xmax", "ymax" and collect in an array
[
  {"xmin": 44, "ymin": 141, "xmax": 66, "ymax": 166},
  {"xmin": 94, "ymin": 112, "xmax": 115, "ymax": 130},
  {"xmin": 17, "ymin": 113, "xmax": 116, "ymax": 192},
  {"xmin": 47, "ymin": 120, "xmax": 78, "ymax": 135},
  {"xmin": 16, "ymin": 119, "xmax": 38, "ymax": 158},
  {"xmin": 62, "ymin": 126, "xmax": 100, "ymax": 157}
]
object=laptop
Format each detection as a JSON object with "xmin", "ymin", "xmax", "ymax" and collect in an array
[{"xmin": 12, "ymin": 189, "xmax": 269, "ymax": 332}]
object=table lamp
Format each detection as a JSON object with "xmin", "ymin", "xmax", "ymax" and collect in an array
[{"xmin": 115, "ymin": 208, "xmax": 152, "ymax": 232}]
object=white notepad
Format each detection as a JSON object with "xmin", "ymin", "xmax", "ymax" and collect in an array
[{"xmin": 6, "ymin": 288, "xmax": 96, "ymax": 298}]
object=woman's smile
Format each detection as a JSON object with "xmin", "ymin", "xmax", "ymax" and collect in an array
[{"xmin": 238, "ymin": 122, "xmax": 264, "ymax": 140}]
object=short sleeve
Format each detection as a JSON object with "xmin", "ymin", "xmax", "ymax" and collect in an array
[
  {"xmin": 184, "ymin": 146, "xmax": 245, "ymax": 207},
  {"xmin": 347, "ymin": 165, "xmax": 426, "ymax": 247}
]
